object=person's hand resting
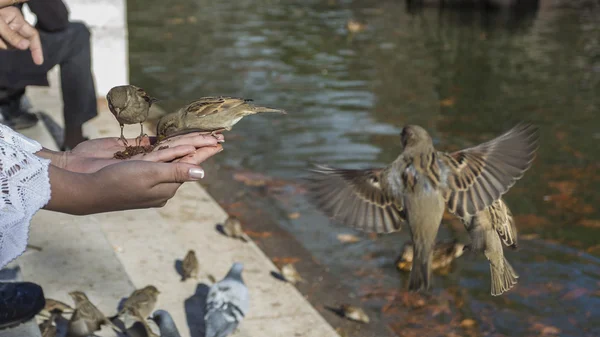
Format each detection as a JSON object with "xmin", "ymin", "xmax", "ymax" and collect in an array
[
  {"xmin": 0, "ymin": 1, "xmax": 43, "ymax": 65},
  {"xmin": 46, "ymin": 132, "xmax": 224, "ymax": 173},
  {"xmin": 45, "ymin": 160, "xmax": 210, "ymax": 215}
]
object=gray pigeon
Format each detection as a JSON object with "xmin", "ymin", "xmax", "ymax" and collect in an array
[
  {"xmin": 152, "ymin": 310, "xmax": 182, "ymax": 337},
  {"xmin": 204, "ymin": 262, "xmax": 249, "ymax": 337}
]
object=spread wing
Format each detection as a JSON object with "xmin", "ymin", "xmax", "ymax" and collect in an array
[
  {"xmin": 183, "ymin": 97, "xmax": 250, "ymax": 118},
  {"xmin": 439, "ymin": 122, "xmax": 539, "ymax": 217},
  {"xmin": 306, "ymin": 164, "xmax": 405, "ymax": 233}
]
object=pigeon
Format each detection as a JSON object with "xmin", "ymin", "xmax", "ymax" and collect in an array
[
  {"xmin": 152, "ymin": 310, "xmax": 182, "ymax": 337},
  {"xmin": 204, "ymin": 262, "xmax": 249, "ymax": 337}
]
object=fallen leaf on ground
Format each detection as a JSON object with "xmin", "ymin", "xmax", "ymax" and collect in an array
[
  {"xmin": 561, "ymin": 288, "xmax": 589, "ymax": 301},
  {"xmin": 337, "ymin": 234, "xmax": 360, "ymax": 243},
  {"xmin": 288, "ymin": 212, "xmax": 301, "ymax": 219},
  {"xmin": 233, "ymin": 172, "xmax": 269, "ymax": 187},
  {"xmin": 245, "ymin": 230, "xmax": 273, "ymax": 238},
  {"xmin": 271, "ymin": 257, "xmax": 301, "ymax": 264},
  {"xmin": 530, "ymin": 322, "xmax": 560, "ymax": 335}
]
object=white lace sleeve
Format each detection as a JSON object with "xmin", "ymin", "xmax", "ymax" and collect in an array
[{"xmin": 0, "ymin": 124, "xmax": 51, "ymax": 268}]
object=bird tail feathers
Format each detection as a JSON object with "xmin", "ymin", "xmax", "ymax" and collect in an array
[
  {"xmin": 490, "ymin": 256, "xmax": 519, "ymax": 296},
  {"xmin": 408, "ymin": 257, "xmax": 431, "ymax": 292}
]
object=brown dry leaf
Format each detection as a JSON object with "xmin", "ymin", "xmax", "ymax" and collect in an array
[
  {"xmin": 271, "ymin": 257, "xmax": 301, "ymax": 264},
  {"xmin": 233, "ymin": 172, "xmax": 269, "ymax": 187},
  {"xmin": 514, "ymin": 214, "xmax": 549, "ymax": 227},
  {"xmin": 579, "ymin": 219, "xmax": 600, "ymax": 228},
  {"xmin": 288, "ymin": 212, "xmax": 301, "ymax": 219},
  {"xmin": 245, "ymin": 230, "xmax": 273, "ymax": 238},
  {"xmin": 337, "ymin": 233, "xmax": 360, "ymax": 243},
  {"xmin": 187, "ymin": 16, "xmax": 197, "ymax": 23},
  {"xmin": 561, "ymin": 288, "xmax": 589, "ymax": 301},
  {"xmin": 520, "ymin": 233, "xmax": 540, "ymax": 240},
  {"xmin": 166, "ymin": 17, "xmax": 185, "ymax": 25},
  {"xmin": 440, "ymin": 97, "xmax": 456, "ymax": 107},
  {"xmin": 531, "ymin": 322, "xmax": 560, "ymax": 335},
  {"xmin": 368, "ymin": 233, "xmax": 378, "ymax": 240},
  {"xmin": 460, "ymin": 319, "xmax": 476, "ymax": 328}
]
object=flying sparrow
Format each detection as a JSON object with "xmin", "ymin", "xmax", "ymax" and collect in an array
[
  {"xmin": 462, "ymin": 198, "xmax": 519, "ymax": 296},
  {"xmin": 306, "ymin": 123, "xmax": 538, "ymax": 292}
]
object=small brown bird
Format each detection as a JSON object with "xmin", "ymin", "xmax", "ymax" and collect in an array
[
  {"xmin": 396, "ymin": 240, "xmax": 465, "ymax": 272},
  {"xmin": 181, "ymin": 249, "xmax": 199, "ymax": 281},
  {"xmin": 340, "ymin": 304, "xmax": 370, "ymax": 323},
  {"xmin": 38, "ymin": 313, "xmax": 58, "ymax": 337},
  {"xmin": 280, "ymin": 263, "xmax": 306, "ymax": 285},
  {"xmin": 156, "ymin": 96, "xmax": 286, "ymax": 140},
  {"xmin": 68, "ymin": 291, "xmax": 121, "ymax": 337},
  {"xmin": 461, "ymin": 198, "xmax": 519, "ymax": 296},
  {"xmin": 307, "ymin": 123, "xmax": 538, "ymax": 293},
  {"xmin": 39, "ymin": 298, "xmax": 74, "ymax": 317},
  {"xmin": 222, "ymin": 216, "xmax": 250, "ymax": 242},
  {"xmin": 107, "ymin": 85, "xmax": 158, "ymax": 143},
  {"xmin": 121, "ymin": 307, "xmax": 159, "ymax": 337},
  {"xmin": 118, "ymin": 285, "xmax": 160, "ymax": 319}
]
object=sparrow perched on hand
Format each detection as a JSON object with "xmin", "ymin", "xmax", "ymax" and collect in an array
[
  {"xmin": 340, "ymin": 305, "xmax": 370, "ymax": 324},
  {"xmin": 182, "ymin": 249, "xmax": 200, "ymax": 281},
  {"xmin": 156, "ymin": 96, "xmax": 286, "ymax": 140},
  {"xmin": 67, "ymin": 291, "xmax": 121, "ymax": 337},
  {"xmin": 396, "ymin": 240, "xmax": 465, "ymax": 272},
  {"xmin": 306, "ymin": 123, "xmax": 538, "ymax": 292},
  {"xmin": 205, "ymin": 262, "xmax": 249, "ymax": 337},
  {"xmin": 117, "ymin": 285, "xmax": 160, "ymax": 319},
  {"xmin": 107, "ymin": 85, "xmax": 158, "ymax": 144},
  {"xmin": 222, "ymin": 216, "xmax": 250, "ymax": 242},
  {"xmin": 121, "ymin": 307, "xmax": 159, "ymax": 337},
  {"xmin": 152, "ymin": 310, "xmax": 182, "ymax": 337},
  {"xmin": 280, "ymin": 263, "xmax": 306, "ymax": 285},
  {"xmin": 461, "ymin": 198, "xmax": 519, "ymax": 296}
]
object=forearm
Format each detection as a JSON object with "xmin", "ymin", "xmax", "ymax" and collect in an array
[{"xmin": 43, "ymin": 164, "xmax": 98, "ymax": 215}]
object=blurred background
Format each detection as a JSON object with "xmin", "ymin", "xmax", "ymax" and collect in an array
[{"xmin": 128, "ymin": 0, "xmax": 599, "ymax": 336}]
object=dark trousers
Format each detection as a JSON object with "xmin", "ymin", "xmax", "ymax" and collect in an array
[{"xmin": 0, "ymin": 21, "xmax": 97, "ymax": 130}]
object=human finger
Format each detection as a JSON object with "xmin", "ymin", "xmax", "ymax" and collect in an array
[
  {"xmin": 132, "ymin": 145, "xmax": 197, "ymax": 162},
  {"xmin": 174, "ymin": 144, "xmax": 223, "ymax": 165},
  {"xmin": 0, "ymin": 0, "xmax": 28, "ymax": 9},
  {"xmin": 147, "ymin": 162, "xmax": 206, "ymax": 184},
  {"xmin": 18, "ymin": 22, "xmax": 43, "ymax": 64},
  {"xmin": 152, "ymin": 134, "xmax": 220, "ymax": 152},
  {"xmin": 0, "ymin": 18, "xmax": 29, "ymax": 49}
]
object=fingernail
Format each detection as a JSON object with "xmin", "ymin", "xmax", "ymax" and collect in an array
[
  {"xmin": 218, "ymin": 146, "xmax": 224, "ymax": 152},
  {"xmin": 188, "ymin": 167, "xmax": 205, "ymax": 180},
  {"xmin": 217, "ymin": 139, "xmax": 225, "ymax": 143}
]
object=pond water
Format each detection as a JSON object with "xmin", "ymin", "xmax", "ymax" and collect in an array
[{"xmin": 128, "ymin": 1, "xmax": 600, "ymax": 336}]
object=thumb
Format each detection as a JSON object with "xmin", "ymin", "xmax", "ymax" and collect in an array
[{"xmin": 166, "ymin": 163, "xmax": 205, "ymax": 183}]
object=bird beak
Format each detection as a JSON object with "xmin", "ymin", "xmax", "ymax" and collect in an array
[{"xmin": 150, "ymin": 97, "xmax": 160, "ymax": 104}]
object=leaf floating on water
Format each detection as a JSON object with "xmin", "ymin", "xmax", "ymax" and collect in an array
[
  {"xmin": 440, "ymin": 97, "xmax": 456, "ymax": 107},
  {"xmin": 233, "ymin": 172, "xmax": 269, "ymax": 187},
  {"xmin": 288, "ymin": 212, "xmax": 301, "ymax": 219},
  {"xmin": 561, "ymin": 288, "xmax": 589, "ymax": 301},
  {"xmin": 337, "ymin": 233, "xmax": 360, "ymax": 243},
  {"xmin": 460, "ymin": 319, "xmax": 476, "ymax": 328}
]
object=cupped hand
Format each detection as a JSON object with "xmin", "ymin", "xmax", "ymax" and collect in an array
[
  {"xmin": 0, "ymin": 5, "xmax": 43, "ymax": 65},
  {"xmin": 65, "ymin": 133, "xmax": 224, "ymax": 173}
]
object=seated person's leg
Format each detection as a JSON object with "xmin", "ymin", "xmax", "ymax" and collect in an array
[
  {"xmin": 0, "ymin": 282, "xmax": 45, "ymax": 330},
  {"xmin": 56, "ymin": 22, "xmax": 98, "ymax": 150},
  {"xmin": 0, "ymin": 88, "xmax": 39, "ymax": 130}
]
